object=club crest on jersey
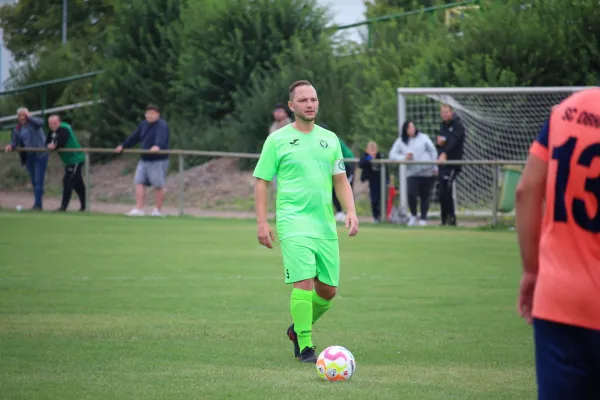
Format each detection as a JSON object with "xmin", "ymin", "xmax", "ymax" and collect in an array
[
  {"xmin": 338, "ymin": 160, "xmax": 345, "ymax": 170},
  {"xmin": 320, "ymin": 140, "xmax": 328, "ymax": 148}
]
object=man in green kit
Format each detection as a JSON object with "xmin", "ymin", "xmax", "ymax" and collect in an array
[
  {"xmin": 46, "ymin": 115, "xmax": 86, "ymax": 212},
  {"xmin": 253, "ymin": 80, "xmax": 359, "ymax": 363}
]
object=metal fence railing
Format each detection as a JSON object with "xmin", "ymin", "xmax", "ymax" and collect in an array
[{"xmin": 5, "ymin": 147, "xmax": 525, "ymax": 226}]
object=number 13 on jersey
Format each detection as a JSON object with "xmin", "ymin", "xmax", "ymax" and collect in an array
[{"xmin": 551, "ymin": 136, "xmax": 600, "ymax": 233}]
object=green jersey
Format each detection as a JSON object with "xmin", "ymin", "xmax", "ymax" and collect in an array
[
  {"xmin": 339, "ymin": 138, "xmax": 355, "ymax": 159},
  {"xmin": 46, "ymin": 122, "xmax": 85, "ymax": 165},
  {"xmin": 253, "ymin": 124, "xmax": 345, "ymax": 241}
]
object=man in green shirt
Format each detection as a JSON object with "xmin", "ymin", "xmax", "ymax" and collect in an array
[
  {"xmin": 253, "ymin": 80, "xmax": 359, "ymax": 364},
  {"xmin": 46, "ymin": 115, "xmax": 86, "ymax": 212}
]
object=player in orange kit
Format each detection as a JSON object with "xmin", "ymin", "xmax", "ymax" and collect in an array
[{"xmin": 516, "ymin": 88, "xmax": 600, "ymax": 399}]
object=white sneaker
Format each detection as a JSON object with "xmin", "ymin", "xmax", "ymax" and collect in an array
[
  {"xmin": 418, "ymin": 219, "xmax": 428, "ymax": 226},
  {"xmin": 126, "ymin": 208, "xmax": 145, "ymax": 217},
  {"xmin": 407, "ymin": 215, "xmax": 417, "ymax": 226},
  {"xmin": 151, "ymin": 208, "xmax": 164, "ymax": 217},
  {"xmin": 335, "ymin": 211, "xmax": 346, "ymax": 222}
]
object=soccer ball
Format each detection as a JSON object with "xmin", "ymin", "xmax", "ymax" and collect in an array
[{"xmin": 316, "ymin": 346, "xmax": 356, "ymax": 382}]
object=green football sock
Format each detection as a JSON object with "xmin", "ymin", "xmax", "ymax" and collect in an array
[
  {"xmin": 290, "ymin": 288, "xmax": 313, "ymax": 351},
  {"xmin": 312, "ymin": 290, "xmax": 332, "ymax": 324}
]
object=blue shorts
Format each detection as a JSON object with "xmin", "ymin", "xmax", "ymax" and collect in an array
[{"xmin": 534, "ymin": 318, "xmax": 600, "ymax": 399}]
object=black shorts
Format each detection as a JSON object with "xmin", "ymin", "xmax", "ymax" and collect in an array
[{"xmin": 534, "ymin": 318, "xmax": 600, "ymax": 399}]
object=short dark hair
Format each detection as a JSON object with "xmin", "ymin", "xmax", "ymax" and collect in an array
[
  {"xmin": 289, "ymin": 80, "xmax": 312, "ymax": 100},
  {"xmin": 146, "ymin": 104, "xmax": 160, "ymax": 112}
]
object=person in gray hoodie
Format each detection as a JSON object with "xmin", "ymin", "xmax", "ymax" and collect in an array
[
  {"xmin": 4, "ymin": 107, "xmax": 49, "ymax": 210},
  {"xmin": 389, "ymin": 121, "xmax": 438, "ymax": 226}
]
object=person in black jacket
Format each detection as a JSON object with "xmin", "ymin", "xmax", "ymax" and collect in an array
[
  {"xmin": 359, "ymin": 141, "xmax": 389, "ymax": 223},
  {"xmin": 436, "ymin": 104, "xmax": 466, "ymax": 226}
]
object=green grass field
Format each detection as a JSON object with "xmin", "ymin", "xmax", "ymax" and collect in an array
[{"xmin": 0, "ymin": 212, "xmax": 535, "ymax": 399}]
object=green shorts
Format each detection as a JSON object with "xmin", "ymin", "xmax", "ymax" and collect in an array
[{"xmin": 280, "ymin": 237, "xmax": 340, "ymax": 287}]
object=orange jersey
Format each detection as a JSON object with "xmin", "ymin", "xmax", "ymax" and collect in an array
[{"xmin": 529, "ymin": 88, "xmax": 600, "ymax": 331}]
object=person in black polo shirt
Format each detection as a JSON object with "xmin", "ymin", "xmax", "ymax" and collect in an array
[{"xmin": 436, "ymin": 104, "xmax": 466, "ymax": 226}]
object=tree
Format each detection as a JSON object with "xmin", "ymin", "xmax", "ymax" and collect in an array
[
  {"xmin": 88, "ymin": 0, "xmax": 184, "ymax": 150},
  {"xmin": 404, "ymin": 0, "xmax": 600, "ymax": 87},
  {"xmin": 0, "ymin": 0, "xmax": 115, "ymax": 123},
  {"xmin": 215, "ymin": 36, "xmax": 365, "ymax": 155},
  {"xmin": 365, "ymin": 0, "xmax": 459, "ymax": 18},
  {"xmin": 0, "ymin": 46, "xmax": 93, "ymax": 125},
  {"xmin": 174, "ymin": 0, "xmax": 330, "ymax": 123},
  {"xmin": 0, "ymin": 0, "xmax": 115, "ymax": 63}
]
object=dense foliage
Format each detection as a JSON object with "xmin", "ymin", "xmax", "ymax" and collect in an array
[{"xmin": 0, "ymin": 0, "xmax": 598, "ymax": 162}]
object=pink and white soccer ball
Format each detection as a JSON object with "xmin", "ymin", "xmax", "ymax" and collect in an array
[{"xmin": 316, "ymin": 346, "xmax": 356, "ymax": 381}]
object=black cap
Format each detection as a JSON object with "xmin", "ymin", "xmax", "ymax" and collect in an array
[
  {"xmin": 146, "ymin": 104, "xmax": 160, "ymax": 112},
  {"xmin": 273, "ymin": 103, "xmax": 286, "ymax": 111}
]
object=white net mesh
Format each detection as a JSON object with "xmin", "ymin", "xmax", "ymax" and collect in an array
[{"xmin": 397, "ymin": 88, "xmax": 589, "ymax": 215}]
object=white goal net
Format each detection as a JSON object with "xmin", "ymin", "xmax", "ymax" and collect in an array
[{"xmin": 396, "ymin": 86, "xmax": 593, "ymax": 217}]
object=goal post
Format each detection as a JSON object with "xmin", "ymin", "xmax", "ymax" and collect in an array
[{"xmin": 395, "ymin": 86, "xmax": 594, "ymax": 220}]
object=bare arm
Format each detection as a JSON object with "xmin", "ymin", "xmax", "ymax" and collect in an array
[
  {"xmin": 333, "ymin": 173, "xmax": 355, "ymax": 213},
  {"xmin": 254, "ymin": 178, "xmax": 275, "ymax": 248},
  {"xmin": 333, "ymin": 173, "xmax": 359, "ymax": 235},
  {"xmin": 515, "ymin": 154, "xmax": 547, "ymax": 276},
  {"xmin": 254, "ymin": 178, "xmax": 270, "ymax": 223}
]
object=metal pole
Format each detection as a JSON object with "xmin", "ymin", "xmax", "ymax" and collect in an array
[
  {"xmin": 397, "ymin": 95, "xmax": 408, "ymax": 217},
  {"xmin": 0, "ymin": 39, "xmax": 3, "ymax": 91},
  {"xmin": 178, "ymin": 154, "xmax": 184, "ymax": 216},
  {"xmin": 84, "ymin": 152, "xmax": 90, "ymax": 212},
  {"xmin": 62, "ymin": 0, "xmax": 67, "ymax": 44},
  {"xmin": 41, "ymin": 87, "xmax": 46, "ymax": 118},
  {"xmin": 380, "ymin": 163, "xmax": 386, "ymax": 223},
  {"xmin": 492, "ymin": 165, "xmax": 499, "ymax": 227},
  {"xmin": 397, "ymin": 94, "xmax": 406, "ymax": 139},
  {"xmin": 93, "ymin": 77, "xmax": 99, "ymax": 105},
  {"xmin": 399, "ymin": 164, "xmax": 408, "ymax": 219}
]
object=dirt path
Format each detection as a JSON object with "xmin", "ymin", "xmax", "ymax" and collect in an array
[
  {"xmin": 0, "ymin": 191, "xmax": 378, "ymax": 222},
  {"xmin": 0, "ymin": 191, "xmax": 492, "ymax": 227}
]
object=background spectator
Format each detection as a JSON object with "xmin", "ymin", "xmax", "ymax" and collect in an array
[
  {"xmin": 46, "ymin": 115, "xmax": 87, "ymax": 212},
  {"xmin": 115, "ymin": 104, "xmax": 170, "ymax": 217},
  {"xmin": 317, "ymin": 122, "xmax": 356, "ymax": 223},
  {"xmin": 390, "ymin": 121, "xmax": 438, "ymax": 226},
  {"xmin": 4, "ymin": 107, "xmax": 48, "ymax": 210},
  {"xmin": 359, "ymin": 141, "xmax": 389, "ymax": 223},
  {"xmin": 268, "ymin": 104, "xmax": 292, "ymax": 193},
  {"xmin": 269, "ymin": 104, "xmax": 292, "ymax": 134},
  {"xmin": 333, "ymin": 137, "xmax": 356, "ymax": 222},
  {"xmin": 436, "ymin": 104, "xmax": 466, "ymax": 226}
]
